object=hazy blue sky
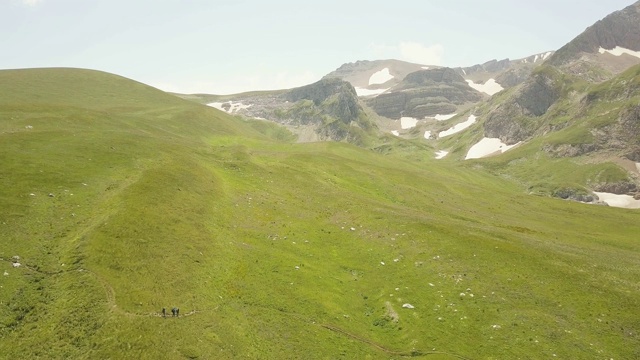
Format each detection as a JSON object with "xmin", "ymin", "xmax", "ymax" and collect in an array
[{"xmin": 1, "ymin": 0, "xmax": 636, "ymax": 94}]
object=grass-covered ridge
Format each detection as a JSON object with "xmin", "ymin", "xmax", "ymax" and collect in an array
[{"xmin": 1, "ymin": 68, "xmax": 639, "ymax": 359}]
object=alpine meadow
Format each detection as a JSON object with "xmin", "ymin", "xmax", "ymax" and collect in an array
[{"xmin": 2, "ymin": 2, "xmax": 640, "ymax": 360}]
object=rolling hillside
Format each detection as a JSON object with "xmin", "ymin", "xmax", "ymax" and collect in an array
[{"xmin": 1, "ymin": 68, "xmax": 639, "ymax": 359}]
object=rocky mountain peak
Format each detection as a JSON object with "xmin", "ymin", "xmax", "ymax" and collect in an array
[
  {"xmin": 286, "ymin": 77, "xmax": 357, "ymax": 107},
  {"xmin": 548, "ymin": 1, "xmax": 640, "ymax": 67}
]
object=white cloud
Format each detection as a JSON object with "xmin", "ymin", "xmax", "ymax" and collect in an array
[
  {"xmin": 399, "ymin": 42, "xmax": 444, "ymax": 66},
  {"xmin": 21, "ymin": 0, "xmax": 43, "ymax": 7},
  {"xmin": 369, "ymin": 41, "xmax": 444, "ymax": 66}
]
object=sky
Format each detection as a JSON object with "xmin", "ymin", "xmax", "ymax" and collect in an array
[{"xmin": 1, "ymin": 0, "xmax": 636, "ymax": 94}]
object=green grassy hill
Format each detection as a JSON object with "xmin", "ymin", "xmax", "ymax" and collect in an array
[{"xmin": 1, "ymin": 68, "xmax": 639, "ymax": 359}]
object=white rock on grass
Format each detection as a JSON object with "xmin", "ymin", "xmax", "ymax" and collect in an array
[
  {"xmin": 3, "ymin": 271, "xmax": 8, "ymax": 276},
  {"xmin": 12, "ymin": 263, "xmax": 21, "ymax": 268},
  {"xmin": 402, "ymin": 303, "xmax": 415, "ymax": 309}
]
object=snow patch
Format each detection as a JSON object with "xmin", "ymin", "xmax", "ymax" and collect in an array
[
  {"xmin": 433, "ymin": 113, "xmax": 457, "ymax": 121},
  {"xmin": 462, "ymin": 69, "xmax": 466, "ymax": 75},
  {"xmin": 208, "ymin": 101, "xmax": 252, "ymax": 113},
  {"xmin": 435, "ymin": 150, "xmax": 448, "ymax": 159},
  {"xmin": 401, "ymin": 117, "xmax": 419, "ymax": 130},
  {"xmin": 438, "ymin": 115, "xmax": 477, "ymax": 138},
  {"xmin": 424, "ymin": 131, "xmax": 431, "ymax": 139},
  {"xmin": 368, "ymin": 68, "xmax": 394, "ymax": 85},
  {"xmin": 466, "ymin": 79, "xmax": 504, "ymax": 96},
  {"xmin": 598, "ymin": 46, "xmax": 640, "ymax": 59},
  {"xmin": 465, "ymin": 137, "xmax": 520, "ymax": 160},
  {"xmin": 542, "ymin": 52, "xmax": 552, "ymax": 60},
  {"xmin": 391, "ymin": 130, "xmax": 400, "ymax": 136},
  {"xmin": 594, "ymin": 192, "xmax": 640, "ymax": 209},
  {"xmin": 355, "ymin": 87, "xmax": 389, "ymax": 97}
]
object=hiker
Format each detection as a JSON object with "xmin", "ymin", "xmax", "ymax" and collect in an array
[
  {"xmin": 176, "ymin": 308, "xmax": 180, "ymax": 317},
  {"xmin": 171, "ymin": 307, "xmax": 177, "ymax": 317},
  {"xmin": 162, "ymin": 307, "xmax": 166, "ymax": 317}
]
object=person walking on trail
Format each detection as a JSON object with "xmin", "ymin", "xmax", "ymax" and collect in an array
[
  {"xmin": 176, "ymin": 308, "xmax": 180, "ymax": 317},
  {"xmin": 171, "ymin": 307, "xmax": 177, "ymax": 317},
  {"xmin": 162, "ymin": 307, "xmax": 166, "ymax": 318}
]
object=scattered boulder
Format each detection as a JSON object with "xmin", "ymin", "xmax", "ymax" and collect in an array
[{"xmin": 402, "ymin": 303, "xmax": 415, "ymax": 309}]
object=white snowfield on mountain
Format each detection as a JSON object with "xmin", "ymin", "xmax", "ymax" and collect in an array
[
  {"xmin": 368, "ymin": 68, "xmax": 394, "ymax": 85},
  {"xmin": 594, "ymin": 192, "xmax": 640, "ymax": 209},
  {"xmin": 207, "ymin": 101, "xmax": 252, "ymax": 113},
  {"xmin": 598, "ymin": 46, "xmax": 640, "ymax": 59},
  {"xmin": 534, "ymin": 52, "xmax": 553, "ymax": 62},
  {"xmin": 465, "ymin": 138, "xmax": 520, "ymax": 160},
  {"xmin": 466, "ymin": 79, "xmax": 504, "ymax": 96},
  {"xmin": 435, "ymin": 150, "xmax": 448, "ymax": 159},
  {"xmin": 400, "ymin": 117, "xmax": 419, "ymax": 129},
  {"xmin": 355, "ymin": 87, "xmax": 389, "ymax": 97},
  {"xmin": 438, "ymin": 115, "xmax": 477, "ymax": 138},
  {"xmin": 433, "ymin": 113, "xmax": 457, "ymax": 121}
]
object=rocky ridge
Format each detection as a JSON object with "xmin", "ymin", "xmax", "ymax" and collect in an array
[{"xmin": 205, "ymin": 78, "xmax": 375, "ymax": 144}]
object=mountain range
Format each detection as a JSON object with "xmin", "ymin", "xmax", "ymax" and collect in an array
[
  {"xmin": 1, "ymin": 2, "xmax": 640, "ymax": 359},
  {"xmin": 180, "ymin": 1, "xmax": 640, "ymax": 205}
]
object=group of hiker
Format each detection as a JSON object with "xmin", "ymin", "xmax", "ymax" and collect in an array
[{"xmin": 161, "ymin": 307, "xmax": 180, "ymax": 318}]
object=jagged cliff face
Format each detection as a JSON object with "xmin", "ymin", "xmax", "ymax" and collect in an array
[
  {"xmin": 457, "ymin": 53, "xmax": 554, "ymax": 88},
  {"xmin": 202, "ymin": 78, "xmax": 375, "ymax": 144},
  {"xmin": 365, "ymin": 68, "xmax": 484, "ymax": 119},
  {"xmin": 548, "ymin": 1, "xmax": 640, "ymax": 69},
  {"xmin": 482, "ymin": 1, "xmax": 640, "ymax": 146},
  {"xmin": 285, "ymin": 78, "xmax": 362, "ymax": 126},
  {"xmin": 484, "ymin": 69, "xmax": 563, "ymax": 144},
  {"xmin": 324, "ymin": 53, "xmax": 553, "ymax": 124}
]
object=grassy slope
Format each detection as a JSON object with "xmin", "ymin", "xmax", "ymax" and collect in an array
[{"xmin": 1, "ymin": 68, "xmax": 639, "ymax": 359}]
